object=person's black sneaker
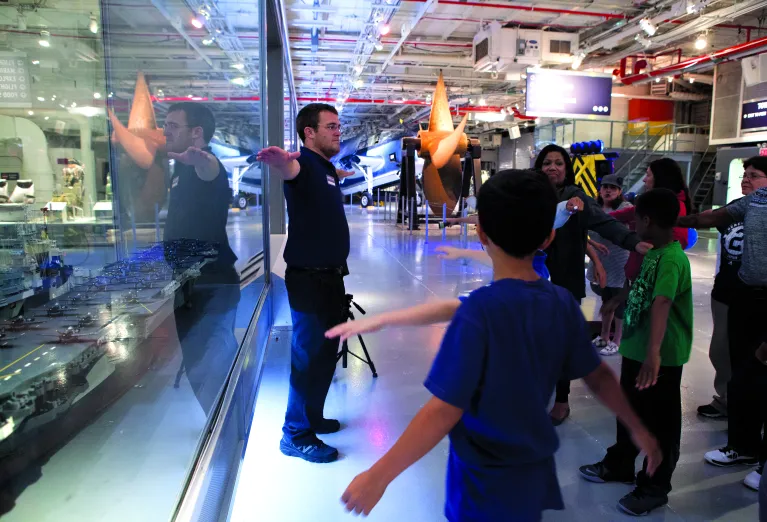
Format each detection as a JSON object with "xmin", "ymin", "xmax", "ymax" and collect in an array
[
  {"xmin": 617, "ymin": 487, "xmax": 668, "ymax": 516},
  {"xmin": 697, "ymin": 403, "xmax": 726, "ymax": 419},
  {"xmin": 280, "ymin": 436, "xmax": 339, "ymax": 463},
  {"xmin": 316, "ymin": 418, "xmax": 341, "ymax": 434},
  {"xmin": 579, "ymin": 461, "xmax": 635, "ymax": 484}
]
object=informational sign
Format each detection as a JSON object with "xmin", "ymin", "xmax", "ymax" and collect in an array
[
  {"xmin": 741, "ymin": 99, "xmax": 767, "ymax": 133},
  {"xmin": 0, "ymin": 52, "xmax": 31, "ymax": 108},
  {"xmin": 525, "ymin": 69, "xmax": 613, "ymax": 118},
  {"xmin": 1, "ymin": 173, "xmax": 20, "ymax": 181}
]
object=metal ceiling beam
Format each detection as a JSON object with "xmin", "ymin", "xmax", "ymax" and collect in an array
[
  {"xmin": 380, "ymin": 0, "xmax": 437, "ymax": 74},
  {"xmin": 150, "ymin": 0, "xmax": 215, "ymax": 68}
]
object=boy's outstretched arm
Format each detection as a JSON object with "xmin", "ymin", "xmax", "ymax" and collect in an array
[
  {"xmin": 582, "ymin": 362, "xmax": 662, "ymax": 475},
  {"xmin": 435, "ymin": 246, "xmax": 492, "ymax": 266},
  {"xmin": 326, "ymin": 299, "xmax": 461, "ymax": 341},
  {"xmin": 341, "ymin": 396, "xmax": 462, "ymax": 516}
]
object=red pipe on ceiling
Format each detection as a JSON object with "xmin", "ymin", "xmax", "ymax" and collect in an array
[
  {"xmin": 402, "ymin": 0, "xmax": 626, "ymax": 19},
  {"xmin": 621, "ymin": 35, "xmax": 767, "ymax": 84}
]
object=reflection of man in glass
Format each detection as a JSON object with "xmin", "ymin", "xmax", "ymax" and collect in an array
[{"xmin": 163, "ymin": 102, "xmax": 240, "ymax": 415}]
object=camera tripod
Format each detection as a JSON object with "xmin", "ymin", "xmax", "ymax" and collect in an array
[{"xmin": 337, "ymin": 293, "xmax": 378, "ymax": 378}]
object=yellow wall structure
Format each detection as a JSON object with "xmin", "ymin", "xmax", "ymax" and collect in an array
[{"xmin": 572, "ymin": 154, "xmax": 605, "ymax": 198}]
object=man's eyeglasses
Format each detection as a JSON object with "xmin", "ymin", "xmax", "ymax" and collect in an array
[
  {"xmin": 163, "ymin": 122, "xmax": 191, "ymax": 130},
  {"xmin": 743, "ymin": 172, "xmax": 767, "ymax": 181},
  {"xmin": 321, "ymin": 123, "xmax": 342, "ymax": 132}
]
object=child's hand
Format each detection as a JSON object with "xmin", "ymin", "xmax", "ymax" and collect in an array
[
  {"xmin": 636, "ymin": 353, "xmax": 661, "ymax": 390},
  {"xmin": 635, "ymin": 242, "xmax": 653, "ymax": 255},
  {"xmin": 631, "ymin": 428, "xmax": 662, "ymax": 476},
  {"xmin": 341, "ymin": 469, "xmax": 389, "ymax": 516},
  {"xmin": 326, "ymin": 316, "xmax": 386, "ymax": 341},
  {"xmin": 594, "ymin": 262, "xmax": 607, "ymax": 289},
  {"xmin": 435, "ymin": 246, "xmax": 463, "ymax": 260}
]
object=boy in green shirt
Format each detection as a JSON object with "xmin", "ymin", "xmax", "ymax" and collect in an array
[{"xmin": 579, "ymin": 188, "xmax": 693, "ymax": 517}]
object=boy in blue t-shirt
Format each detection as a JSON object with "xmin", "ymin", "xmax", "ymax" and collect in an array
[{"xmin": 326, "ymin": 170, "xmax": 660, "ymax": 521}]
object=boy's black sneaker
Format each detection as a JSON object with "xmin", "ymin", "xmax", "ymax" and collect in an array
[
  {"xmin": 315, "ymin": 418, "xmax": 341, "ymax": 434},
  {"xmin": 617, "ymin": 487, "xmax": 668, "ymax": 516},
  {"xmin": 697, "ymin": 403, "xmax": 726, "ymax": 418},
  {"xmin": 280, "ymin": 436, "xmax": 339, "ymax": 463},
  {"xmin": 579, "ymin": 461, "xmax": 635, "ymax": 484}
]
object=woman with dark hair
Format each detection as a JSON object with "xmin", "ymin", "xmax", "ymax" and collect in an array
[
  {"xmin": 610, "ymin": 157, "xmax": 691, "ymax": 283},
  {"xmin": 536, "ymin": 144, "xmax": 650, "ymax": 424}
]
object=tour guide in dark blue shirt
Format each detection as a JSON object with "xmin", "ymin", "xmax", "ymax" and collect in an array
[
  {"xmin": 257, "ymin": 103, "xmax": 354, "ymax": 463},
  {"xmin": 162, "ymin": 102, "xmax": 240, "ymax": 415}
]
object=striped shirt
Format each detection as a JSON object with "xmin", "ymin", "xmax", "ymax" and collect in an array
[{"xmin": 587, "ymin": 201, "xmax": 633, "ymax": 289}]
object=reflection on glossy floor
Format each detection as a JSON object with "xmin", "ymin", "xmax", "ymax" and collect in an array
[{"xmin": 231, "ymin": 208, "xmax": 758, "ymax": 522}]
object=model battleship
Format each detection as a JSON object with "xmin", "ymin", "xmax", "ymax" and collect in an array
[{"xmin": 0, "ymin": 239, "xmax": 219, "ymax": 483}]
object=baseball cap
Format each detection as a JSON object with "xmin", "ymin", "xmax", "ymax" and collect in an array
[{"xmin": 600, "ymin": 174, "xmax": 624, "ymax": 188}]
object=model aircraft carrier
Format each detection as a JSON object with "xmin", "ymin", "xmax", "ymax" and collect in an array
[{"xmin": 0, "ymin": 239, "xmax": 219, "ymax": 481}]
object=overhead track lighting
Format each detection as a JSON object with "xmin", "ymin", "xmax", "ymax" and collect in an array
[
  {"xmin": 379, "ymin": 23, "xmax": 391, "ymax": 36},
  {"xmin": 191, "ymin": 17, "xmax": 204, "ymax": 29},
  {"xmin": 374, "ymin": 41, "xmax": 384, "ymax": 51},
  {"xmin": 38, "ymin": 31, "xmax": 51, "ymax": 48},
  {"xmin": 667, "ymin": 76, "xmax": 673, "ymax": 83},
  {"xmin": 230, "ymin": 77, "xmax": 248, "ymax": 86},
  {"xmin": 695, "ymin": 34, "xmax": 708, "ymax": 50},
  {"xmin": 202, "ymin": 37, "xmax": 215, "ymax": 46},
  {"xmin": 639, "ymin": 18, "xmax": 657, "ymax": 37},
  {"xmin": 231, "ymin": 63, "xmax": 245, "ymax": 70}
]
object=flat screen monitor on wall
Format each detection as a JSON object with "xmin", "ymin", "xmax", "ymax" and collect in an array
[{"xmin": 525, "ymin": 69, "xmax": 613, "ymax": 118}]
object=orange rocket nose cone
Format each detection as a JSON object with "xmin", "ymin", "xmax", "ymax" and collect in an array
[
  {"xmin": 428, "ymin": 71, "xmax": 454, "ymax": 133},
  {"xmin": 128, "ymin": 72, "xmax": 158, "ymax": 130}
]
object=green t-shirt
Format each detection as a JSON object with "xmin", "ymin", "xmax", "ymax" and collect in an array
[{"xmin": 619, "ymin": 241, "xmax": 693, "ymax": 366}]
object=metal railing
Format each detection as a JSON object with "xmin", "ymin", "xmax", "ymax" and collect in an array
[{"xmin": 534, "ymin": 119, "xmax": 710, "ymax": 155}]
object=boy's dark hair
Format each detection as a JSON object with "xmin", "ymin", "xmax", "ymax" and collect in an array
[
  {"xmin": 635, "ymin": 188, "xmax": 680, "ymax": 229},
  {"xmin": 534, "ymin": 144, "xmax": 575, "ymax": 186},
  {"xmin": 477, "ymin": 169, "xmax": 557, "ymax": 258},
  {"xmin": 167, "ymin": 102, "xmax": 216, "ymax": 143},
  {"xmin": 744, "ymin": 156, "xmax": 767, "ymax": 176},
  {"xmin": 296, "ymin": 103, "xmax": 338, "ymax": 142},
  {"xmin": 648, "ymin": 157, "xmax": 693, "ymax": 214}
]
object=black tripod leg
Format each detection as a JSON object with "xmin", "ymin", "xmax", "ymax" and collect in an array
[
  {"xmin": 341, "ymin": 339, "xmax": 349, "ymax": 368},
  {"xmin": 356, "ymin": 334, "xmax": 378, "ymax": 378}
]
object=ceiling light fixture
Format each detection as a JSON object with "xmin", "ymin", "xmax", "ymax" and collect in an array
[
  {"xmin": 686, "ymin": 1, "xmax": 698, "ymax": 15},
  {"xmin": 689, "ymin": 77, "xmax": 695, "ymax": 84},
  {"xmin": 31, "ymin": 60, "xmax": 40, "ymax": 65},
  {"xmin": 379, "ymin": 23, "xmax": 391, "ymax": 36},
  {"xmin": 655, "ymin": 78, "xmax": 661, "ymax": 83},
  {"xmin": 191, "ymin": 17, "xmax": 204, "ymax": 29},
  {"xmin": 353, "ymin": 79, "xmax": 364, "ymax": 89},
  {"xmin": 27, "ymin": 111, "xmax": 34, "ymax": 116},
  {"xmin": 38, "ymin": 31, "xmax": 51, "ymax": 48},
  {"xmin": 353, "ymin": 64, "xmax": 363, "ymax": 75},
  {"xmin": 478, "ymin": 97, "xmax": 487, "ymax": 106},
  {"xmin": 374, "ymin": 41, "xmax": 384, "ymax": 51},
  {"xmin": 695, "ymin": 33, "xmax": 708, "ymax": 50},
  {"xmin": 37, "ymin": 97, "xmax": 45, "ymax": 102},
  {"xmin": 571, "ymin": 52, "xmax": 585, "ymax": 71},
  {"xmin": 93, "ymin": 92, "xmax": 102, "ymax": 99},
  {"xmin": 639, "ymin": 18, "xmax": 657, "ymax": 37},
  {"xmin": 231, "ymin": 63, "xmax": 245, "ymax": 70},
  {"xmin": 89, "ymin": 14, "xmax": 99, "ymax": 34},
  {"xmin": 230, "ymin": 77, "xmax": 248, "ymax": 86},
  {"xmin": 44, "ymin": 116, "xmax": 49, "ymax": 121},
  {"xmin": 635, "ymin": 34, "xmax": 652, "ymax": 49},
  {"xmin": 667, "ymin": 76, "xmax": 673, "ymax": 83},
  {"xmin": 202, "ymin": 37, "xmax": 215, "ymax": 46}
]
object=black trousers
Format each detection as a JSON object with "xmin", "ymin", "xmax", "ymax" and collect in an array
[
  {"xmin": 282, "ymin": 267, "xmax": 346, "ymax": 444},
  {"xmin": 555, "ymin": 297, "xmax": 582, "ymax": 403},
  {"xmin": 603, "ymin": 357, "xmax": 683, "ymax": 493},
  {"xmin": 726, "ymin": 285, "xmax": 767, "ymax": 462}
]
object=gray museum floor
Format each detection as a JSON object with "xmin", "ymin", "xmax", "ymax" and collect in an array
[{"xmin": 230, "ymin": 206, "xmax": 758, "ymax": 522}]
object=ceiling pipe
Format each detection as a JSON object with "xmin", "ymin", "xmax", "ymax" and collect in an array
[
  {"xmin": 402, "ymin": 0, "xmax": 628, "ymax": 19},
  {"xmin": 380, "ymin": 0, "xmax": 438, "ymax": 73},
  {"xmin": 621, "ymin": 35, "xmax": 767, "ymax": 84}
]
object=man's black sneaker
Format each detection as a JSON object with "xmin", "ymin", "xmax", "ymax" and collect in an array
[
  {"xmin": 280, "ymin": 436, "xmax": 339, "ymax": 463},
  {"xmin": 579, "ymin": 461, "xmax": 635, "ymax": 484},
  {"xmin": 617, "ymin": 487, "xmax": 668, "ymax": 516},
  {"xmin": 697, "ymin": 403, "xmax": 727, "ymax": 418},
  {"xmin": 316, "ymin": 418, "xmax": 341, "ymax": 434}
]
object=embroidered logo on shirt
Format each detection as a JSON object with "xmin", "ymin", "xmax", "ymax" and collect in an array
[{"xmin": 326, "ymin": 175, "xmax": 336, "ymax": 186}]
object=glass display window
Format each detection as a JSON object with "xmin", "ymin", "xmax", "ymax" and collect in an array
[{"xmin": 0, "ymin": 1, "xmax": 272, "ymax": 520}]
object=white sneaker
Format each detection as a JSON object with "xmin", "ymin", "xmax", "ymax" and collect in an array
[
  {"xmin": 592, "ymin": 336, "xmax": 607, "ymax": 349},
  {"xmin": 744, "ymin": 466, "xmax": 763, "ymax": 491},
  {"xmin": 705, "ymin": 446, "xmax": 759, "ymax": 467},
  {"xmin": 600, "ymin": 341, "xmax": 619, "ymax": 356}
]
